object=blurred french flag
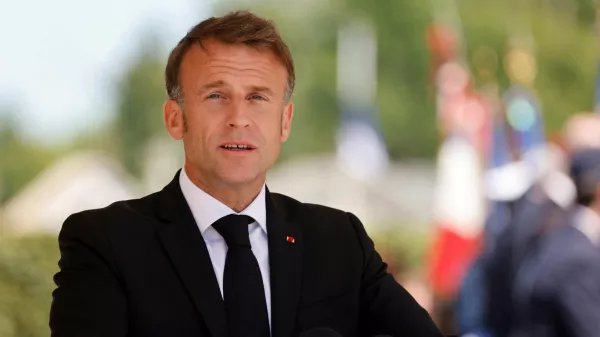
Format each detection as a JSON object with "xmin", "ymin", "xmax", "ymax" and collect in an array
[
  {"xmin": 335, "ymin": 20, "xmax": 389, "ymax": 181},
  {"xmin": 428, "ymin": 131, "xmax": 486, "ymax": 299}
]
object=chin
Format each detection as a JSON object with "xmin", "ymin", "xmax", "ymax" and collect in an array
[{"xmin": 217, "ymin": 171, "xmax": 263, "ymax": 187}]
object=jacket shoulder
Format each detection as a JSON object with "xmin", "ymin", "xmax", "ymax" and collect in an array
[
  {"xmin": 60, "ymin": 191, "xmax": 160, "ymax": 235},
  {"xmin": 270, "ymin": 192, "xmax": 351, "ymax": 219}
]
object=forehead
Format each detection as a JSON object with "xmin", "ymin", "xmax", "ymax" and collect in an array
[{"xmin": 179, "ymin": 40, "xmax": 287, "ymax": 91}]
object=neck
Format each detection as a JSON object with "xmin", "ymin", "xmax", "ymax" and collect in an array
[
  {"xmin": 183, "ymin": 163, "xmax": 264, "ymax": 213},
  {"xmin": 589, "ymin": 202, "xmax": 600, "ymax": 219}
]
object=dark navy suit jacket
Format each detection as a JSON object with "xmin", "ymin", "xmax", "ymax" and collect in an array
[{"xmin": 509, "ymin": 207, "xmax": 600, "ymax": 337}]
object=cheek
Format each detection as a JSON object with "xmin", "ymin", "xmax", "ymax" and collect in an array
[
  {"xmin": 263, "ymin": 125, "xmax": 284, "ymax": 158},
  {"xmin": 185, "ymin": 111, "xmax": 218, "ymax": 143},
  {"xmin": 261, "ymin": 117, "xmax": 284, "ymax": 142},
  {"xmin": 182, "ymin": 127, "xmax": 212, "ymax": 156}
]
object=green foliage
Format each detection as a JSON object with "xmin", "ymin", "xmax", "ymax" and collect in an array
[
  {"xmin": 371, "ymin": 226, "xmax": 432, "ymax": 274},
  {"xmin": 0, "ymin": 235, "xmax": 59, "ymax": 337},
  {"xmin": 114, "ymin": 33, "xmax": 168, "ymax": 178},
  {"xmin": 0, "ymin": 118, "xmax": 60, "ymax": 204},
  {"xmin": 344, "ymin": 0, "xmax": 439, "ymax": 158},
  {"xmin": 459, "ymin": 0, "xmax": 597, "ymax": 134}
]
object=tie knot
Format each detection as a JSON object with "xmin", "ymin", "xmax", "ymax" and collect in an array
[{"xmin": 212, "ymin": 214, "xmax": 255, "ymax": 248}]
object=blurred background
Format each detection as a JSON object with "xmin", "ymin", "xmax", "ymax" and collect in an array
[{"xmin": 1, "ymin": 0, "xmax": 599, "ymax": 336}]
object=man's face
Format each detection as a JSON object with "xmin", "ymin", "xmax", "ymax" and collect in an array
[{"xmin": 164, "ymin": 39, "xmax": 293, "ymax": 188}]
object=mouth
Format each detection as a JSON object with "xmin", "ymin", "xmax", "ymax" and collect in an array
[{"xmin": 219, "ymin": 143, "xmax": 257, "ymax": 152}]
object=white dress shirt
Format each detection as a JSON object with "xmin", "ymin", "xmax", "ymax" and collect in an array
[
  {"xmin": 179, "ymin": 168, "xmax": 271, "ymax": 329},
  {"xmin": 574, "ymin": 206, "xmax": 600, "ymax": 247}
]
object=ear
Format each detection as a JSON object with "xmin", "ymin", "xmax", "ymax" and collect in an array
[
  {"xmin": 280, "ymin": 101, "xmax": 294, "ymax": 142},
  {"xmin": 164, "ymin": 99, "xmax": 185, "ymax": 140}
]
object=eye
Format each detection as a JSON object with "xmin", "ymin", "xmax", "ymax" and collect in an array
[
  {"xmin": 207, "ymin": 93, "xmax": 223, "ymax": 100},
  {"xmin": 249, "ymin": 94, "xmax": 266, "ymax": 101}
]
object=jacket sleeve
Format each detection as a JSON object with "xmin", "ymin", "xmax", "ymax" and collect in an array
[
  {"xmin": 49, "ymin": 212, "xmax": 128, "ymax": 337},
  {"xmin": 347, "ymin": 212, "xmax": 444, "ymax": 337},
  {"xmin": 554, "ymin": 256, "xmax": 600, "ymax": 337}
]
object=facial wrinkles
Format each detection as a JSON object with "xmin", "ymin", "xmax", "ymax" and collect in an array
[
  {"xmin": 207, "ymin": 64, "xmax": 270, "ymax": 83},
  {"xmin": 201, "ymin": 55, "xmax": 285, "ymax": 95}
]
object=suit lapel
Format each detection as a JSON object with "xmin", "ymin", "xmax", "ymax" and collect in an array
[
  {"xmin": 154, "ymin": 171, "xmax": 227, "ymax": 337},
  {"xmin": 266, "ymin": 189, "xmax": 304, "ymax": 337}
]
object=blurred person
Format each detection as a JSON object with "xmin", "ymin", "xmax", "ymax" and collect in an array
[
  {"xmin": 481, "ymin": 164, "xmax": 574, "ymax": 337},
  {"xmin": 457, "ymin": 118, "xmax": 568, "ymax": 337},
  {"xmin": 507, "ymin": 148, "xmax": 600, "ymax": 337},
  {"xmin": 49, "ymin": 10, "xmax": 443, "ymax": 337},
  {"xmin": 481, "ymin": 113, "xmax": 600, "ymax": 337},
  {"xmin": 562, "ymin": 113, "xmax": 600, "ymax": 151},
  {"xmin": 454, "ymin": 83, "xmax": 509, "ymax": 337},
  {"xmin": 456, "ymin": 127, "xmax": 529, "ymax": 337}
]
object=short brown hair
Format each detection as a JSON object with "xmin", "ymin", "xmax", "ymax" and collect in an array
[{"xmin": 165, "ymin": 10, "xmax": 295, "ymax": 105}]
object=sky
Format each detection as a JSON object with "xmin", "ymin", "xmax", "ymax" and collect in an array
[{"xmin": 0, "ymin": 0, "xmax": 214, "ymax": 145}]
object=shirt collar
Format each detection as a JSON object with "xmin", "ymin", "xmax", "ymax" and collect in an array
[
  {"xmin": 179, "ymin": 168, "xmax": 267, "ymax": 234},
  {"xmin": 574, "ymin": 206, "xmax": 600, "ymax": 246}
]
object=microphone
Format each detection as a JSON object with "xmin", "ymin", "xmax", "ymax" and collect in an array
[{"xmin": 299, "ymin": 327, "xmax": 343, "ymax": 337}]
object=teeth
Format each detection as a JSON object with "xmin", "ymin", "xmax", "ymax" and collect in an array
[{"xmin": 223, "ymin": 144, "xmax": 251, "ymax": 149}]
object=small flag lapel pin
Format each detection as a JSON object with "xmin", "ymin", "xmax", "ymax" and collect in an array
[{"xmin": 286, "ymin": 236, "xmax": 295, "ymax": 244}]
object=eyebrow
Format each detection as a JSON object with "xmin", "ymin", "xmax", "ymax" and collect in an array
[
  {"xmin": 249, "ymin": 85, "xmax": 275, "ymax": 97},
  {"xmin": 197, "ymin": 81, "xmax": 276, "ymax": 97},
  {"xmin": 199, "ymin": 80, "xmax": 226, "ymax": 92}
]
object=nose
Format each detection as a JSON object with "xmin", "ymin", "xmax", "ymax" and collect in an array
[{"xmin": 226, "ymin": 99, "xmax": 251, "ymax": 128}]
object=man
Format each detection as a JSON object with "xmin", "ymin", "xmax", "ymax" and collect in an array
[
  {"xmin": 467, "ymin": 113, "xmax": 599, "ymax": 337},
  {"xmin": 506, "ymin": 148, "xmax": 600, "ymax": 337},
  {"xmin": 49, "ymin": 10, "xmax": 442, "ymax": 337},
  {"xmin": 488, "ymin": 114, "xmax": 600, "ymax": 337},
  {"xmin": 479, "ymin": 140, "xmax": 574, "ymax": 337},
  {"xmin": 499, "ymin": 114, "xmax": 600, "ymax": 337}
]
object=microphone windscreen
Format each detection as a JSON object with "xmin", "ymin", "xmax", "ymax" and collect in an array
[{"xmin": 299, "ymin": 327, "xmax": 343, "ymax": 337}]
